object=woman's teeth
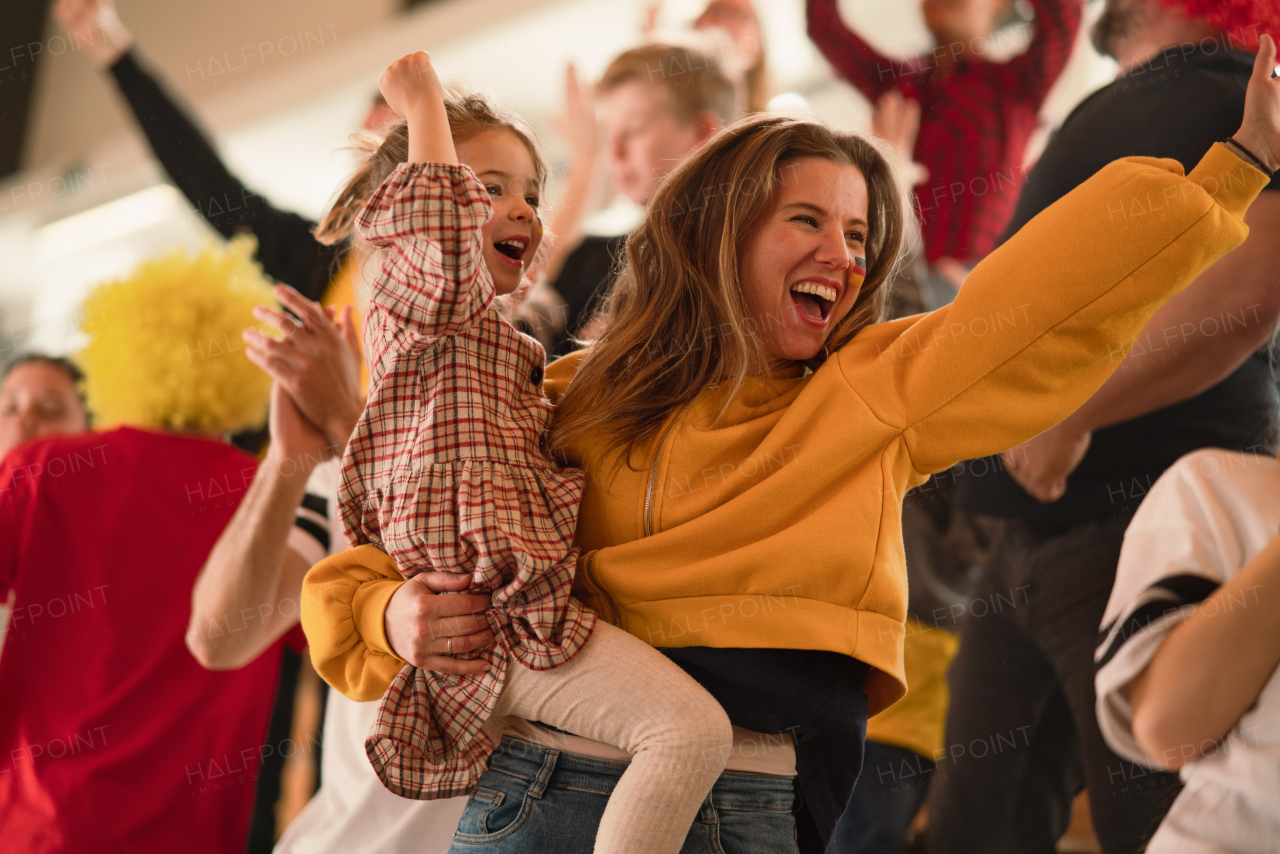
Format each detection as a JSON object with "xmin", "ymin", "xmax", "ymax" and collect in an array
[
  {"xmin": 789, "ymin": 281, "xmax": 836, "ymax": 321},
  {"xmin": 790, "ymin": 281, "xmax": 838, "ymax": 302}
]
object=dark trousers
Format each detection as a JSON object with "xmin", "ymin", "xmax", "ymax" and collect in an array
[
  {"xmin": 830, "ymin": 741, "xmax": 932, "ymax": 854},
  {"xmin": 927, "ymin": 515, "xmax": 1181, "ymax": 854}
]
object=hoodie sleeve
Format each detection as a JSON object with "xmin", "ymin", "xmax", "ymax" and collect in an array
[
  {"xmin": 839, "ymin": 144, "xmax": 1268, "ymax": 476},
  {"xmin": 300, "ymin": 544, "xmax": 406, "ymax": 701}
]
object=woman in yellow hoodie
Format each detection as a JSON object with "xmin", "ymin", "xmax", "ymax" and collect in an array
[{"xmin": 301, "ymin": 40, "xmax": 1280, "ymax": 854}]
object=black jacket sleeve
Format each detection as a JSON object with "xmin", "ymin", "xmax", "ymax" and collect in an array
[{"xmin": 108, "ymin": 51, "xmax": 343, "ymax": 301}]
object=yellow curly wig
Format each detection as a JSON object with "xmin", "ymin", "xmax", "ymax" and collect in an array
[{"xmin": 78, "ymin": 236, "xmax": 276, "ymax": 434}]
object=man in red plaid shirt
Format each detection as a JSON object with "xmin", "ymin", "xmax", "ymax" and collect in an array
[{"xmin": 807, "ymin": 0, "xmax": 1083, "ymax": 266}]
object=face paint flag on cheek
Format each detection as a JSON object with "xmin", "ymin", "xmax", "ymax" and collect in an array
[{"xmin": 847, "ymin": 257, "xmax": 867, "ymax": 301}]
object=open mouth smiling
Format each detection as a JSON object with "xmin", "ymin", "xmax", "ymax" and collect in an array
[
  {"xmin": 493, "ymin": 235, "xmax": 529, "ymax": 267},
  {"xmin": 789, "ymin": 279, "xmax": 840, "ymax": 324}
]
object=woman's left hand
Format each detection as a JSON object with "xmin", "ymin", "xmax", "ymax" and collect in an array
[{"xmin": 1232, "ymin": 34, "xmax": 1280, "ymax": 172}]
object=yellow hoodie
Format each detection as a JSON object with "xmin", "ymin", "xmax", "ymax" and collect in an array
[{"xmin": 301, "ymin": 145, "xmax": 1268, "ymax": 716}]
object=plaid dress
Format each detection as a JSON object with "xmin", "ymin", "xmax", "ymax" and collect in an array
[{"xmin": 340, "ymin": 161, "xmax": 596, "ymax": 799}]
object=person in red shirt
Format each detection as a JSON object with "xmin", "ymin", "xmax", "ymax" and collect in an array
[
  {"xmin": 0, "ymin": 241, "xmax": 287, "ymax": 854},
  {"xmin": 0, "ymin": 356, "xmax": 89, "ymax": 460},
  {"xmin": 806, "ymin": 0, "xmax": 1082, "ymax": 266}
]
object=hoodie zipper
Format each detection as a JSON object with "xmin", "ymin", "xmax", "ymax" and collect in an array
[
  {"xmin": 590, "ymin": 400, "xmax": 695, "ymax": 629},
  {"xmin": 644, "ymin": 400, "xmax": 694, "ymax": 537},
  {"xmin": 583, "ymin": 551, "xmax": 621, "ymax": 627}
]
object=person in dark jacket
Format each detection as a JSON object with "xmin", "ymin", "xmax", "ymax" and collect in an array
[
  {"xmin": 50, "ymin": 1, "xmax": 382, "ymax": 846},
  {"xmin": 53, "ymin": 0, "xmax": 385, "ymax": 305}
]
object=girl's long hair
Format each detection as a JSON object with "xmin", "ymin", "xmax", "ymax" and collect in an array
[{"xmin": 553, "ymin": 114, "xmax": 909, "ymax": 470}]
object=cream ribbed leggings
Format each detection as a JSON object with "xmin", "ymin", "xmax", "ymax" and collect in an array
[{"xmin": 492, "ymin": 620, "xmax": 733, "ymax": 854}]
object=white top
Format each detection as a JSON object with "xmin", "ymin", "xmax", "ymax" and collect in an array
[
  {"xmin": 274, "ymin": 693, "xmax": 467, "ymax": 854},
  {"xmin": 276, "ymin": 460, "xmax": 467, "ymax": 854},
  {"xmin": 1095, "ymin": 448, "xmax": 1280, "ymax": 854},
  {"xmin": 285, "ymin": 460, "xmax": 347, "ymax": 569}
]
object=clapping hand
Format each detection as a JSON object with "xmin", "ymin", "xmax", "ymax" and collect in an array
[{"xmin": 243, "ymin": 285, "xmax": 363, "ymax": 460}]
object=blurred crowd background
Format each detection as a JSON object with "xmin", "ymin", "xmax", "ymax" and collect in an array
[
  {"xmin": 0, "ymin": 0, "xmax": 1115, "ymax": 353},
  {"xmin": 4, "ymin": 1, "xmax": 1279, "ymax": 853}
]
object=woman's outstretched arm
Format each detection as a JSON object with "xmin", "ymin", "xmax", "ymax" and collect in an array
[{"xmin": 842, "ymin": 38, "xmax": 1280, "ymax": 477}]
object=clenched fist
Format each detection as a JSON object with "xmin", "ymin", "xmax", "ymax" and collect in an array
[{"xmin": 379, "ymin": 51, "xmax": 445, "ymax": 121}]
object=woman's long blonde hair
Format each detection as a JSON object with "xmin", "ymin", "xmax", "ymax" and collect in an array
[{"xmin": 553, "ymin": 114, "xmax": 909, "ymax": 469}]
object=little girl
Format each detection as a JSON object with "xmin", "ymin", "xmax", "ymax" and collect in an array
[{"xmin": 310, "ymin": 52, "xmax": 733, "ymax": 854}]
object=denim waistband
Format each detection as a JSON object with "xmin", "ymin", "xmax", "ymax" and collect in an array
[{"xmin": 486, "ymin": 736, "xmax": 796, "ymax": 812}]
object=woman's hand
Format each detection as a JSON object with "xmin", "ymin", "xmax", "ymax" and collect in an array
[
  {"xmin": 384, "ymin": 574, "xmax": 495, "ymax": 675},
  {"xmin": 54, "ymin": 0, "xmax": 134, "ymax": 67},
  {"xmin": 1233, "ymin": 34, "xmax": 1280, "ymax": 173},
  {"xmin": 243, "ymin": 285, "xmax": 363, "ymax": 456}
]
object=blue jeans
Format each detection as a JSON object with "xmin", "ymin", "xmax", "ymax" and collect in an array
[{"xmin": 447, "ymin": 737, "xmax": 801, "ymax": 853}]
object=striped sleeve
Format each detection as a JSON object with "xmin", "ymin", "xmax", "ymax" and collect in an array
[
  {"xmin": 287, "ymin": 491, "xmax": 332, "ymax": 568},
  {"xmin": 287, "ymin": 459, "xmax": 344, "ymax": 565},
  {"xmin": 1094, "ymin": 454, "xmax": 1233, "ymax": 767}
]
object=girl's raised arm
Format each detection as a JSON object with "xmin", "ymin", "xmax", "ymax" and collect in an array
[
  {"xmin": 355, "ymin": 52, "xmax": 496, "ymax": 364},
  {"xmin": 381, "ymin": 52, "xmax": 457, "ymax": 167}
]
